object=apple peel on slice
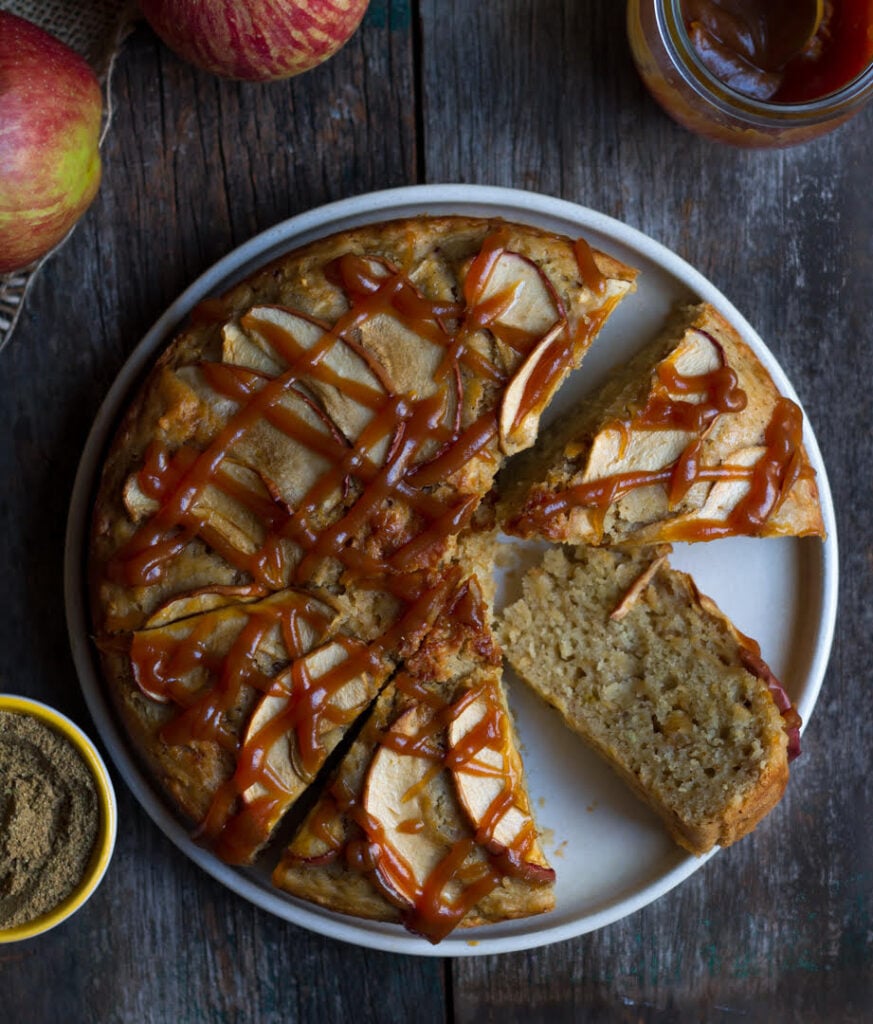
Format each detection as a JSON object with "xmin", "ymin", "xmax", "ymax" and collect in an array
[
  {"xmin": 131, "ymin": 589, "xmax": 337, "ymax": 705},
  {"xmin": 476, "ymin": 251, "xmax": 562, "ymax": 339},
  {"xmin": 498, "ymin": 321, "xmax": 567, "ymax": 456},
  {"xmin": 361, "ymin": 706, "xmax": 446, "ymax": 909},
  {"xmin": 446, "ymin": 682, "xmax": 552, "ymax": 878},
  {"xmin": 144, "ymin": 584, "xmax": 270, "ymax": 629},
  {"xmin": 240, "ymin": 306, "xmax": 390, "ymax": 461}
]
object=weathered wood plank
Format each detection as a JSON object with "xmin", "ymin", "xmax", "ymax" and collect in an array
[{"xmin": 421, "ymin": 1, "xmax": 873, "ymax": 1020}]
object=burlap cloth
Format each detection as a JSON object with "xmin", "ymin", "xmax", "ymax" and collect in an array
[{"xmin": 0, "ymin": 1, "xmax": 138, "ymax": 354}]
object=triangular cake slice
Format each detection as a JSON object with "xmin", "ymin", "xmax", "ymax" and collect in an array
[
  {"xmin": 499, "ymin": 544, "xmax": 800, "ymax": 855},
  {"xmin": 500, "ymin": 303, "xmax": 824, "ymax": 545},
  {"xmin": 273, "ymin": 575, "xmax": 555, "ymax": 943}
]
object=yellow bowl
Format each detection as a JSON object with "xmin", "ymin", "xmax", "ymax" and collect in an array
[{"xmin": 0, "ymin": 695, "xmax": 117, "ymax": 943}]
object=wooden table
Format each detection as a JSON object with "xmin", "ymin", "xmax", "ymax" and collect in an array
[{"xmin": 2, "ymin": 4, "xmax": 871, "ymax": 1020}]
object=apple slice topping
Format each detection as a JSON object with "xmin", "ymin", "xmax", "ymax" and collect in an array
[
  {"xmin": 361, "ymin": 706, "xmax": 446, "ymax": 909},
  {"xmin": 571, "ymin": 329, "xmax": 740, "ymax": 522},
  {"xmin": 222, "ymin": 321, "xmax": 284, "ymax": 377},
  {"xmin": 476, "ymin": 251, "xmax": 562, "ymax": 341},
  {"xmin": 240, "ymin": 638, "xmax": 380, "ymax": 798},
  {"xmin": 356, "ymin": 311, "xmax": 458, "ymax": 446},
  {"xmin": 144, "ymin": 584, "xmax": 269, "ymax": 629},
  {"xmin": 238, "ymin": 638, "xmax": 383, "ymax": 836},
  {"xmin": 686, "ymin": 445, "xmax": 763, "ymax": 521},
  {"xmin": 446, "ymin": 682, "xmax": 550, "ymax": 876},
  {"xmin": 173, "ymin": 364, "xmax": 245, "ymax": 429},
  {"xmin": 238, "ymin": 306, "xmax": 391, "ymax": 462},
  {"xmin": 130, "ymin": 589, "xmax": 337, "ymax": 706},
  {"xmin": 228, "ymin": 384, "xmax": 341, "ymax": 511}
]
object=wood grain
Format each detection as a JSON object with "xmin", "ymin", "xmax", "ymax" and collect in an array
[{"xmin": 2, "ymin": 1, "xmax": 872, "ymax": 1020}]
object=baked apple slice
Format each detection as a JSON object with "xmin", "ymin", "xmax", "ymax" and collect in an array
[
  {"xmin": 446, "ymin": 680, "xmax": 553, "ymax": 878},
  {"xmin": 234, "ymin": 306, "xmax": 393, "ymax": 465},
  {"xmin": 128, "ymin": 588, "xmax": 338, "ymax": 707}
]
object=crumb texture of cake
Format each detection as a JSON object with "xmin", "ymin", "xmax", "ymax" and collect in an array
[
  {"xmin": 500, "ymin": 302, "xmax": 825, "ymax": 546},
  {"xmin": 499, "ymin": 545, "xmax": 792, "ymax": 855}
]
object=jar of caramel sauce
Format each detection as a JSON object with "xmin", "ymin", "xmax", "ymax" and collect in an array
[{"xmin": 628, "ymin": 0, "xmax": 873, "ymax": 146}]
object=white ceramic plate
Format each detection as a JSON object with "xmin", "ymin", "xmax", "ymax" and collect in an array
[{"xmin": 65, "ymin": 184, "xmax": 838, "ymax": 956}]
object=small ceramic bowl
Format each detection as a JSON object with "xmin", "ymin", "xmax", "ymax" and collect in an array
[{"xmin": 0, "ymin": 695, "xmax": 117, "ymax": 943}]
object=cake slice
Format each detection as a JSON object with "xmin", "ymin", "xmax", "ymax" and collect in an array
[
  {"xmin": 500, "ymin": 303, "xmax": 825, "ymax": 546},
  {"xmin": 499, "ymin": 544, "xmax": 800, "ymax": 855},
  {"xmin": 273, "ymin": 574, "xmax": 555, "ymax": 942}
]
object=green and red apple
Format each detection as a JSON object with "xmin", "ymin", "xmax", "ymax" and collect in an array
[
  {"xmin": 0, "ymin": 12, "xmax": 103, "ymax": 274},
  {"xmin": 139, "ymin": 0, "xmax": 370, "ymax": 81}
]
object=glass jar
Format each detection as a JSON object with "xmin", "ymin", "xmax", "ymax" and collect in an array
[{"xmin": 627, "ymin": 0, "xmax": 873, "ymax": 147}]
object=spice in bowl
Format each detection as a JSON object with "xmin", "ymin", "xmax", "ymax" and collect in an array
[{"xmin": 0, "ymin": 700, "xmax": 115, "ymax": 938}]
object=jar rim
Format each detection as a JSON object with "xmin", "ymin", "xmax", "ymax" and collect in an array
[{"xmin": 659, "ymin": 0, "xmax": 873, "ymax": 123}]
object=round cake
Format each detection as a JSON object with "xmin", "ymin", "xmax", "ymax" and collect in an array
[{"xmin": 88, "ymin": 215, "xmax": 821, "ymax": 943}]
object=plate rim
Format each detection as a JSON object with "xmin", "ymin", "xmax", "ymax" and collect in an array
[{"xmin": 64, "ymin": 183, "xmax": 839, "ymax": 957}]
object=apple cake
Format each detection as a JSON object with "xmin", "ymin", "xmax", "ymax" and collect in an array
[
  {"xmin": 88, "ymin": 216, "xmax": 824, "ymax": 942},
  {"xmin": 500, "ymin": 302, "xmax": 825, "ymax": 545},
  {"xmin": 89, "ymin": 215, "xmax": 637, "ymax": 941}
]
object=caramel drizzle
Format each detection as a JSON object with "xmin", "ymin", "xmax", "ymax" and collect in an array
[
  {"xmin": 113, "ymin": 232, "xmax": 610, "ymax": 598},
  {"xmin": 131, "ymin": 570, "xmax": 463, "ymax": 863},
  {"xmin": 130, "ymin": 593, "xmax": 334, "ymax": 749},
  {"xmin": 514, "ymin": 332, "xmax": 811, "ymax": 541},
  {"xmin": 111, "ymin": 243, "xmax": 543, "ymax": 593}
]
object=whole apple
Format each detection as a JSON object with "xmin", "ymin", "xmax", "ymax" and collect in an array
[
  {"xmin": 0, "ymin": 13, "xmax": 102, "ymax": 274},
  {"xmin": 140, "ymin": 0, "xmax": 371, "ymax": 81}
]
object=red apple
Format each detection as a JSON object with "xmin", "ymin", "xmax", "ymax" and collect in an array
[
  {"xmin": 0, "ymin": 13, "xmax": 102, "ymax": 274},
  {"xmin": 139, "ymin": 0, "xmax": 371, "ymax": 82}
]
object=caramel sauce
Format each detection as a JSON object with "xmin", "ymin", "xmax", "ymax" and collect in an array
[
  {"xmin": 574, "ymin": 237, "xmax": 607, "ymax": 296},
  {"xmin": 683, "ymin": 0, "xmax": 873, "ymax": 103},
  {"xmin": 279, "ymin": 579, "xmax": 552, "ymax": 942}
]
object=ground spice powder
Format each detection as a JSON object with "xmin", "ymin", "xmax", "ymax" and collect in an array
[{"xmin": 0, "ymin": 709, "xmax": 99, "ymax": 929}]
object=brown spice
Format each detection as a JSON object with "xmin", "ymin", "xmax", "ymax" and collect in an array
[{"xmin": 0, "ymin": 709, "xmax": 99, "ymax": 930}]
